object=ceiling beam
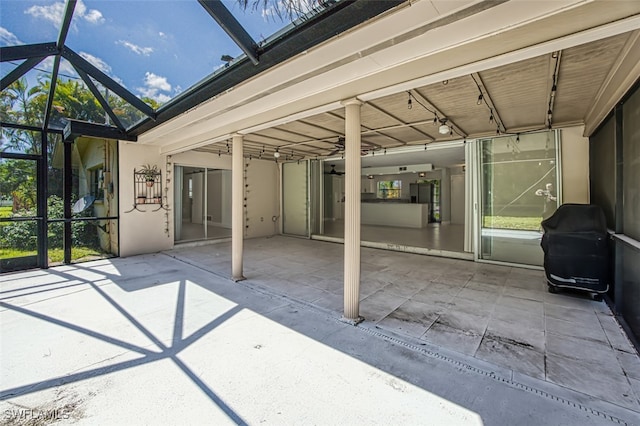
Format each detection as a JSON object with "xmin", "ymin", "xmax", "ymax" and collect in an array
[
  {"xmin": 198, "ymin": 0, "xmax": 260, "ymax": 65},
  {"xmin": 323, "ymin": 111, "xmax": 385, "ymax": 147},
  {"xmin": 67, "ymin": 119, "xmax": 137, "ymax": 141},
  {"xmin": 471, "ymin": 72, "xmax": 506, "ymax": 134},
  {"xmin": 297, "ymin": 119, "xmax": 342, "ymax": 137},
  {"xmin": 365, "ymin": 101, "xmax": 431, "ymax": 142},
  {"xmin": 1, "ymin": 56, "xmax": 47, "ymax": 91},
  {"xmin": 57, "ymin": 0, "xmax": 76, "ymax": 49},
  {"xmin": 74, "ymin": 67, "xmax": 126, "ymax": 131},
  {"xmin": 542, "ymin": 52, "xmax": 562, "ymax": 130},
  {"xmin": 584, "ymin": 30, "xmax": 640, "ymax": 136},
  {"xmin": 62, "ymin": 46, "xmax": 156, "ymax": 119},
  {"xmin": 42, "ymin": 56, "xmax": 61, "ymax": 132},
  {"xmin": 409, "ymin": 89, "xmax": 467, "ymax": 137},
  {"xmin": 0, "ymin": 43, "xmax": 57, "ymax": 62}
]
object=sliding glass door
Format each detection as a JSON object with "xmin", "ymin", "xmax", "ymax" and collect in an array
[
  {"xmin": 478, "ymin": 131, "xmax": 559, "ymax": 266},
  {"xmin": 174, "ymin": 165, "xmax": 231, "ymax": 243},
  {"xmin": 282, "ymin": 161, "xmax": 309, "ymax": 237}
]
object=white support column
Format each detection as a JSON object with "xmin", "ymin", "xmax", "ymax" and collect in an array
[
  {"xmin": 232, "ymin": 133, "xmax": 245, "ymax": 281},
  {"xmin": 342, "ymin": 98, "xmax": 363, "ymax": 324}
]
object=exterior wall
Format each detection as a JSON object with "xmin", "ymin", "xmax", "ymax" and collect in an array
[
  {"xmin": 245, "ymin": 158, "xmax": 279, "ymax": 238},
  {"xmin": 76, "ymin": 137, "xmax": 119, "ymax": 255},
  {"xmin": 119, "ymin": 144, "xmax": 278, "ymax": 257},
  {"xmin": 561, "ymin": 126, "xmax": 590, "ymax": 204},
  {"xmin": 119, "ymin": 142, "xmax": 171, "ymax": 257}
]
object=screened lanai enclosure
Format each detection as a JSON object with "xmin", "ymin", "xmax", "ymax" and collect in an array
[{"xmin": 2, "ymin": 0, "xmax": 391, "ymax": 269}]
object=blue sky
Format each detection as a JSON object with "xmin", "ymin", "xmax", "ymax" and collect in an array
[{"xmin": 1, "ymin": 0, "xmax": 301, "ymax": 104}]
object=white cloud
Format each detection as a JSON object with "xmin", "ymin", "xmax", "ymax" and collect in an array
[
  {"xmin": 144, "ymin": 72, "xmax": 171, "ymax": 92},
  {"xmin": 136, "ymin": 72, "xmax": 173, "ymax": 103},
  {"xmin": 0, "ymin": 27, "xmax": 22, "ymax": 46},
  {"xmin": 116, "ymin": 40, "xmax": 153, "ymax": 56},
  {"xmin": 25, "ymin": 1, "xmax": 65, "ymax": 25},
  {"xmin": 40, "ymin": 56, "xmax": 78, "ymax": 78},
  {"xmin": 158, "ymin": 32, "xmax": 166, "ymax": 38},
  {"xmin": 79, "ymin": 52, "xmax": 112, "ymax": 74},
  {"xmin": 25, "ymin": 0, "xmax": 104, "ymax": 26},
  {"xmin": 77, "ymin": 52, "xmax": 126, "ymax": 86}
]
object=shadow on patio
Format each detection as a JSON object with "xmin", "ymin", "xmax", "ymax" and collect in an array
[{"xmin": 0, "ymin": 237, "xmax": 638, "ymax": 424}]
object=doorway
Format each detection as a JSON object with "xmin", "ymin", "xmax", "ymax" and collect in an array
[
  {"xmin": 0, "ymin": 156, "xmax": 41, "ymax": 272},
  {"xmin": 478, "ymin": 130, "xmax": 559, "ymax": 266},
  {"xmin": 174, "ymin": 166, "xmax": 232, "ymax": 243}
]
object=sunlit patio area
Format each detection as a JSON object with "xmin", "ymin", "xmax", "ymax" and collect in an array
[{"xmin": 2, "ymin": 238, "xmax": 639, "ymax": 424}]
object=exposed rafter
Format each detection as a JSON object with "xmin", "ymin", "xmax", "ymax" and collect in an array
[
  {"xmin": 42, "ymin": 0, "xmax": 76, "ymax": 133},
  {"xmin": 57, "ymin": 0, "xmax": 76, "ymax": 49},
  {"xmin": 42, "ymin": 56, "xmax": 62, "ymax": 132},
  {"xmin": 61, "ymin": 46, "xmax": 156, "ymax": 119},
  {"xmin": 323, "ymin": 111, "xmax": 386, "ymax": 148},
  {"xmin": 409, "ymin": 89, "xmax": 467, "ymax": 137},
  {"xmin": 67, "ymin": 119, "xmax": 137, "ymax": 142},
  {"xmin": 0, "ymin": 43, "xmax": 57, "ymax": 62},
  {"xmin": 543, "ymin": 52, "xmax": 562, "ymax": 129},
  {"xmin": 471, "ymin": 72, "xmax": 506, "ymax": 133},
  {"xmin": 74, "ymin": 67, "xmax": 126, "ymax": 131},
  {"xmin": 198, "ymin": 0, "xmax": 260, "ymax": 65},
  {"xmin": 1, "ymin": 56, "xmax": 47, "ymax": 91},
  {"xmin": 365, "ymin": 101, "xmax": 431, "ymax": 143}
]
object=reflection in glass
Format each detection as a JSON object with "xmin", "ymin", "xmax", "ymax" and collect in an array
[
  {"xmin": 1, "ymin": 127, "xmax": 42, "ymax": 155},
  {"xmin": 0, "ymin": 157, "xmax": 39, "ymax": 271},
  {"xmin": 47, "ymin": 137, "xmax": 120, "ymax": 265},
  {"xmin": 480, "ymin": 131, "xmax": 558, "ymax": 266},
  {"xmin": 0, "ymin": 67, "xmax": 49, "ymax": 128}
]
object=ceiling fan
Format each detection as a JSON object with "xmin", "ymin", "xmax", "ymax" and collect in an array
[
  {"xmin": 327, "ymin": 136, "xmax": 345, "ymax": 156},
  {"xmin": 324, "ymin": 164, "xmax": 344, "ymax": 175}
]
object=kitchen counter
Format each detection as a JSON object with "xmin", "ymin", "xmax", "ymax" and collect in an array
[{"xmin": 361, "ymin": 202, "xmax": 429, "ymax": 228}]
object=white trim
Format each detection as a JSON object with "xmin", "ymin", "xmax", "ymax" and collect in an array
[
  {"xmin": 612, "ymin": 234, "xmax": 640, "ymax": 251},
  {"xmin": 583, "ymin": 30, "xmax": 640, "ymax": 136}
]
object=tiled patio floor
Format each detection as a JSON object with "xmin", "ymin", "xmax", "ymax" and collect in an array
[{"xmin": 169, "ymin": 236, "xmax": 640, "ymax": 413}]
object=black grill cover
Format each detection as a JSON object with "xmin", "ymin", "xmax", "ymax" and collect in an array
[{"xmin": 540, "ymin": 204, "xmax": 609, "ymax": 292}]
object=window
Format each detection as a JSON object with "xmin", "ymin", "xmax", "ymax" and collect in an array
[
  {"xmin": 377, "ymin": 180, "xmax": 401, "ymax": 199},
  {"xmin": 90, "ymin": 167, "xmax": 104, "ymax": 201}
]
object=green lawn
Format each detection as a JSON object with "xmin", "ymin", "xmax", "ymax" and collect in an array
[
  {"xmin": 0, "ymin": 206, "xmax": 11, "ymax": 218},
  {"xmin": 0, "ymin": 246, "xmax": 106, "ymax": 262},
  {"xmin": 483, "ymin": 216, "xmax": 542, "ymax": 231}
]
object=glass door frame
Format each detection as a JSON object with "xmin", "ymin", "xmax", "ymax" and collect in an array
[
  {"xmin": 0, "ymin": 152, "xmax": 45, "ymax": 271},
  {"xmin": 473, "ymin": 129, "xmax": 563, "ymax": 268},
  {"xmin": 0, "ymin": 126, "xmax": 48, "ymax": 271}
]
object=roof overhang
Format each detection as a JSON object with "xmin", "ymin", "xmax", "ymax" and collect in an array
[{"xmin": 137, "ymin": 0, "xmax": 640, "ymax": 155}]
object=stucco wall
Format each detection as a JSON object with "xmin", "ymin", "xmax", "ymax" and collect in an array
[
  {"xmin": 561, "ymin": 126, "xmax": 590, "ymax": 204},
  {"xmin": 119, "ymin": 142, "xmax": 171, "ymax": 257},
  {"xmin": 119, "ymin": 145, "xmax": 278, "ymax": 257}
]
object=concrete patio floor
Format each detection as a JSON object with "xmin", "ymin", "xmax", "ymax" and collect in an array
[{"xmin": 1, "ymin": 236, "xmax": 639, "ymax": 425}]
